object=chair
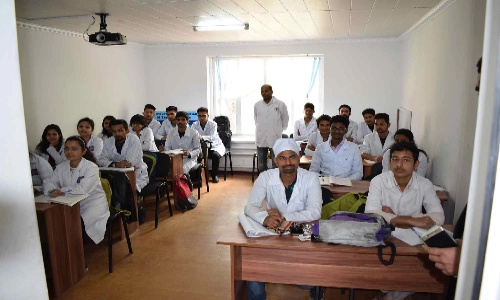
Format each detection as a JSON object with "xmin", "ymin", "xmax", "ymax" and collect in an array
[
  {"xmin": 189, "ymin": 141, "xmax": 210, "ymax": 199},
  {"xmin": 321, "ymin": 187, "xmax": 334, "ymax": 207},
  {"xmin": 213, "ymin": 116, "xmax": 234, "ymax": 181},
  {"xmin": 205, "ymin": 140, "xmax": 234, "ymax": 181},
  {"xmin": 140, "ymin": 152, "xmax": 170, "ymax": 229},
  {"xmin": 101, "ymin": 178, "xmax": 133, "ymax": 273},
  {"xmin": 154, "ymin": 152, "xmax": 173, "ymax": 226}
]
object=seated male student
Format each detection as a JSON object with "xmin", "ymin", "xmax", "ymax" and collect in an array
[
  {"xmin": 355, "ymin": 108, "xmax": 376, "ymax": 144},
  {"xmin": 191, "ymin": 107, "xmax": 225, "ymax": 183},
  {"xmin": 360, "ymin": 113, "xmax": 395, "ymax": 162},
  {"xmin": 155, "ymin": 106, "xmax": 178, "ymax": 150},
  {"xmin": 382, "ymin": 129, "xmax": 428, "ymax": 177},
  {"xmin": 309, "ymin": 115, "xmax": 363, "ymax": 180},
  {"xmin": 143, "ymin": 104, "xmax": 161, "ymax": 137},
  {"xmin": 339, "ymin": 104, "xmax": 357, "ymax": 142},
  {"xmin": 98, "ymin": 119, "xmax": 149, "ymax": 192},
  {"xmin": 293, "ymin": 102, "xmax": 317, "ymax": 142},
  {"xmin": 164, "ymin": 111, "xmax": 201, "ymax": 174},
  {"xmin": 304, "ymin": 114, "xmax": 331, "ymax": 157},
  {"xmin": 244, "ymin": 138, "xmax": 323, "ymax": 300}
]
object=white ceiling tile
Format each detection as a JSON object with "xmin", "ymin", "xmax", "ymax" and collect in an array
[
  {"xmin": 280, "ymin": 0, "xmax": 309, "ymax": 12},
  {"xmin": 17, "ymin": 8, "xmax": 92, "ymax": 20},
  {"xmin": 328, "ymin": 0, "xmax": 351, "ymax": 10},
  {"xmin": 399, "ymin": 7, "xmax": 430, "ymax": 28},
  {"xmin": 233, "ymin": 14, "xmax": 279, "ymax": 38},
  {"xmin": 372, "ymin": 0, "xmax": 398, "ymax": 9},
  {"xmin": 365, "ymin": 8, "xmax": 392, "ymax": 29},
  {"xmin": 351, "ymin": 0, "xmax": 375, "ymax": 10},
  {"xmin": 255, "ymin": 0, "xmax": 288, "ymax": 13},
  {"xmin": 417, "ymin": 0, "xmax": 441, "ymax": 8},
  {"xmin": 331, "ymin": 10, "xmax": 350, "ymax": 38},
  {"xmin": 382, "ymin": 8, "xmax": 413, "ymax": 29},
  {"xmin": 395, "ymin": 0, "xmax": 423, "ymax": 9},
  {"xmin": 349, "ymin": 9, "xmax": 371, "ymax": 37},
  {"xmin": 213, "ymin": 14, "xmax": 245, "ymax": 25},
  {"xmin": 190, "ymin": 0, "xmax": 228, "ymax": 15},
  {"xmin": 304, "ymin": 0, "xmax": 329, "ymax": 11},
  {"xmin": 147, "ymin": 3, "xmax": 191, "ymax": 17},
  {"xmin": 168, "ymin": 2, "xmax": 212, "ymax": 16},
  {"xmin": 230, "ymin": 0, "xmax": 267, "ymax": 13},
  {"xmin": 272, "ymin": 12, "xmax": 308, "ymax": 39},
  {"xmin": 289, "ymin": 11, "xmax": 321, "ymax": 38},
  {"xmin": 252, "ymin": 13, "xmax": 294, "ymax": 38},
  {"xmin": 207, "ymin": 0, "xmax": 247, "ymax": 15},
  {"xmin": 310, "ymin": 10, "xmax": 334, "ymax": 38}
]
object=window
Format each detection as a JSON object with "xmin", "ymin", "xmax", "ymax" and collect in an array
[{"xmin": 208, "ymin": 55, "xmax": 324, "ymax": 137}]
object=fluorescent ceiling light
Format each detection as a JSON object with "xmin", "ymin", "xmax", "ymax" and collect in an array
[{"xmin": 193, "ymin": 24, "xmax": 249, "ymax": 32}]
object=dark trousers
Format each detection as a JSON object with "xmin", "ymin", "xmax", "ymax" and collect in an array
[{"xmin": 209, "ymin": 150, "xmax": 221, "ymax": 178}]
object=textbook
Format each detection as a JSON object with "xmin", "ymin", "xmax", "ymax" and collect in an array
[
  {"xmin": 319, "ymin": 176, "xmax": 352, "ymax": 187},
  {"xmin": 238, "ymin": 213, "xmax": 278, "ymax": 238},
  {"xmin": 162, "ymin": 149, "xmax": 184, "ymax": 155},
  {"xmin": 99, "ymin": 167, "xmax": 135, "ymax": 172},
  {"xmin": 35, "ymin": 193, "xmax": 90, "ymax": 207},
  {"xmin": 392, "ymin": 226, "xmax": 455, "ymax": 247}
]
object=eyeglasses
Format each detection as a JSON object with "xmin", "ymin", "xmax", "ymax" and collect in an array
[{"xmin": 330, "ymin": 127, "xmax": 346, "ymax": 132}]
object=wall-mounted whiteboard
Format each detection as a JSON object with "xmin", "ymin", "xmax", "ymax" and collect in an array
[{"xmin": 397, "ymin": 107, "xmax": 412, "ymax": 130}]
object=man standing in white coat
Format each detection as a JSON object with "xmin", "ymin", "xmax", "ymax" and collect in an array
[
  {"xmin": 293, "ymin": 102, "xmax": 317, "ymax": 142},
  {"xmin": 98, "ymin": 119, "xmax": 149, "ymax": 192},
  {"xmin": 254, "ymin": 84, "xmax": 289, "ymax": 172},
  {"xmin": 244, "ymin": 138, "xmax": 322, "ymax": 300},
  {"xmin": 338, "ymin": 104, "xmax": 357, "ymax": 142},
  {"xmin": 192, "ymin": 107, "xmax": 225, "ymax": 183},
  {"xmin": 360, "ymin": 113, "xmax": 395, "ymax": 162}
]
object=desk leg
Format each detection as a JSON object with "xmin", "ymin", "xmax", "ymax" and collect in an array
[{"xmin": 231, "ymin": 246, "xmax": 246, "ymax": 300}]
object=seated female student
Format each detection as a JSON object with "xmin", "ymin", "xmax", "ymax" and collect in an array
[
  {"xmin": 43, "ymin": 136, "xmax": 109, "ymax": 244},
  {"xmin": 77, "ymin": 117, "xmax": 103, "ymax": 159},
  {"xmin": 35, "ymin": 124, "xmax": 66, "ymax": 169},
  {"xmin": 30, "ymin": 151, "xmax": 53, "ymax": 193},
  {"xmin": 97, "ymin": 115, "xmax": 116, "ymax": 141},
  {"xmin": 381, "ymin": 129, "xmax": 428, "ymax": 177},
  {"xmin": 130, "ymin": 114, "xmax": 158, "ymax": 152}
]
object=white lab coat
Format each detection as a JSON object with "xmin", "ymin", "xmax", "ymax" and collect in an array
[
  {"xmin": 304, "ymin": 132, "xmax": 331, "ymax": 157},
  {"xmin": 254, "ymin": 96, "xmax": 289, "ymax": 147},
  {"xmin": 43, "ymin": 158, "xmax": 109, "ymax": 244},
  {"xmin": 30, "ymin": 151, "xmax": 53, "ymax": 191},
  {"xmin": 147, "ymin": 119, "xmax": 161, "ymax": 137},
  {"xmin": 245, "ymin": 168, "xmax": 322, "ymax": 224},
  {"xmin": 309, "ymin": 139, "xmax": 363, "ymax": 179},
  {"xmin": 382, "ymin": 149, "xmax": 429, "ymax": 177},
  {"xmin": 155, "ymin": 120, "xmax": 176, "ymax": 140},
  {"xmin": 345, "ymin": 119, "xmax": 358, "ymax": 141},
  {"xmin": 97, "ymin": 132, "xmax": 111, "ymax": 141},
  {"xmin": 360, "ymin": 132, "xmax": 395, "ymax": 157},
  {"xmin": 165, "ymin": 127, "xmax": 201, "ymax": 174},
  {"xmin": 135, "ymin": 127, "xmax": 158, "ymax": 152},
  {"xmin": 35, "ymin": 141, "xmax": 67, "ymax": 167},
  {"xmin": 191, "ymin": 120, "xmax": 225, "ymax": 156},
  {"xmin": 355, "ymin": 122, "xmax": 374, "ymax": 144},
  {"xmin": 98, "ymin": 134, "xmax": 149, "ymax": 192},
  {"xmin": 86, "ymin": 135, "xmax": 103, "ymax": 160},
  {"xmin": 293, "ymin": 117, "xmax": 317, "ymax": 141}
]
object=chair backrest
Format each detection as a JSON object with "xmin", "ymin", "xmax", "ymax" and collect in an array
[
  {"xmin": 100, "ymin": 178, "xmax": 112, "ymax": 208},
  {"xmin": 155, "ymin": 152, "xmax": 171, "ymax": 179},
  {"xmin": 200, "ymin": 140, "xmax": 208, "ymax": 161},
  {"xmin": 142, "ymin": 151, "xmax": 158, "ymax": 179},
  {"xmin": 214, "ymin": 116, "xmax": 232, "ymax": 149}
]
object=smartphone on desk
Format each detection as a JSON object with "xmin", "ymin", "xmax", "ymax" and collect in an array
[{"xmin": 420, "ymin": 225, "xmax": 458, "ymax": 248}]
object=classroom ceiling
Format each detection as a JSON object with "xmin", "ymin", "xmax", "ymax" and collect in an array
[{"xmin": 14, "ymin": 0, "xmax": 442, "ymax": 44}]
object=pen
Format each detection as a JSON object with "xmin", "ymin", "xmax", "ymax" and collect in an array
[{"xmin": 411, "ymin": 227, "xmax": 421, "ymax": 238}]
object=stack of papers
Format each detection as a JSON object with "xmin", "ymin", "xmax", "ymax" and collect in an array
[
  {"xmin": 319, "ymin": 176, "xmax": 352, "ymax": 186},
  {"xmin": 35, "ymin": 193, "xmax": 90, "ymax": 207},
  {"xmin": 238, "ymin": 213, "xmax": 278, "ymax": 238},
  {"xmin": 99, "ymin": 167, "xmax": 135, "ymax": 172},
  {"xmin": 162, "ymin": 149, "xmax": 184, "ymax": 155}
]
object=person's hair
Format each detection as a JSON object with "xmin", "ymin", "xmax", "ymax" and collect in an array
[
  {"xmin": 65, "ymin": 136, "xmax": 97, "ymax": 164},
  {"xmin": 390, "ymin": 141, "xmax": 419, "ymax": 163},
  {"xmin": 329, "ymin": 115, "xmax": 350, "ymax": 128},
  {"xmin": 477, "ymin": 57, "xmax": 482, "ymax": 73},
  {"xmin": 316, "ymin": 114, "xmax": 331, "ymax": 126},
  {"xmin": 36, "ymin": 124, "xmax": 64, "ymax": 154},
  {"xmin": 338, "ymin": 104, "xmax": 351, "ymax": 113},
  {"xmin": 362, "ymin": 108, "xmax": 375, "ymax": 117},
  {"xmin": 374, "ymin": 113, "xmax": 390, "ymax": 123},
  {"xmin": 304, "ymin": 102, "xmax": 315, "ymax": 110},
  {"xmin": 130, "ymin": 114, "xmax": 147, "ymax": 128},
  {"xmin": 77, "ymin": 117, "xmax": 95, "ymax": 131},
  {"xmin": 101, "ymin": 115, "xmax": 116, "ymax": 138},
  {"xmin": 166, "ymin": 106, "xmax": 178, "ymax": 113},
  {"xmin": 110, "ymin": 119, "xmax": 129, "ymax": 131},
  {"xmin": 144, "ymin": 104, "xmax": 156, "ymax": 111},
  {"xmin": 197, "ymin": 107, "xmax": 209, "ymax": 114},
  {"xmin": 394, "ymin": 129, "xmax": 414, "ymax": 142},
  {"xmin": 176, "ymin": 111, "xmax": 189, "ymax": 120},
  {"xmin": 262, "ymin": 84, "xmax": 273, "ymax": 91}
]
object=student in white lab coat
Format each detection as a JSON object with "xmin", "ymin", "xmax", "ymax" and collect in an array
[
  {"xmin": 98, "ymin": 119, "xmax": 149, "ymax": 192},
  {"xmin": 360, "ymin": 113, "xmax": 395, "ymax": 162},
  {"xmin": 130, "ymin": 114, "xmax": 159, "ymax": 152},
  {"xmin": 254, "ymin": 84, "xmax": 289, "ymax": 172},
  {"xmin": 309, "ymin": 115, "xmax": 363, "ymax": 179},
  {"xmin": 30, "ymin": 151, "xmax": 53, "ymax": 192},
  {"xmin": 143, "ymin": 104, "xmax": 161, "ymax": 137},
  {"xmin": 77, "ymin": 117, "xmax": 103, "ymax": 160},
  {"xmin": 165, "ymin": 111, "xmax": 201, "ymax": 174},
  {"xmin": 155, "ymin": 106, "xmax": 178, "ymax": 149},
  {"xmin": 382, "ymin": 129, "xmax": 429, "ymax": 177},
  {"xmin": 339, "ymin": 104, "xmax": 358, "ymax": 142},
  {"xmin": 97, "ymin": 115, "xmax": 116, "ymax": 141},
  {"xmin": 293, "ymin": 102, "xmax": 317, "ymax": 142},
  {"xmin": 44, "ymin": 136, "xmax": 109, "ymax": 244},
  {"xmin": 245, "ymin": 138, "xmax": 322, "ymax": 300},
  {"xmin": 355, "ymin": 108, "xmax": 376, "ymax": 144},
  {"xmin": 35, "ymin": 124, "xmax": 66, "ymax": 169},
  {"xmin": 304, "ymin": 114, "xmax": 331, "ymax": 157},
  {"xmin": 191, "ymin": 107, "xmax": 225, "ymax": 183}
]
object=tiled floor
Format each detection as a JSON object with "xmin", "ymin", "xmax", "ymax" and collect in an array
[{"xmin": 56, "ymin": 173, "xmax": 436, "ymax": 300}]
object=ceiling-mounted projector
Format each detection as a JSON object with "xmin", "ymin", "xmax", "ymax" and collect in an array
[{"xmin": 88, "ymin": 13, "xmax": 126, "ymax": 46}]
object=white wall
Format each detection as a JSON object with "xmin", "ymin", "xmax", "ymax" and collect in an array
[
  {"xmin": 17, "ymin": 27, "xmax": 148, "ymax": 149},
  {"xmin": 0, "ymin": 1, "xmax": 48, "ymax": 298},
  {"xmin": 145, "ymin": 42, "xmax": 403, "ymax": 127},
  {"xmin": 401, "ymin": 0, "xmax": 486, "ymax": 220}
]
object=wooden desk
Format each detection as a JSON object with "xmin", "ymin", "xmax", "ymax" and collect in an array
[
  {"xmin": 36, "ymin": 203, "xmax": 86, "ymax": 297},
  {"xmin": 168, "ymin": 153, "xmax": 184, "ymax": 179},
  {"xmin": 217, "ymin": 222, "xmax": 447, "ymax": 300},
  {"xmin": 363, "ymin": 159, "xmax": 376, "ymax": 179},
  {"xmin": 299, "ymin": 155, "xmax": 312, "ymax": 170}
]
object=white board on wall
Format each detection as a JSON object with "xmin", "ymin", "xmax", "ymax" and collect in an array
[{"xmin": 397, "ymin": 107, "xmax": 412, "ymax": 130}]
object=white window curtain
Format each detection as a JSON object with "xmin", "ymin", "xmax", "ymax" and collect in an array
[{"xmin": 210, "ymin": 55, "xmax": 324, "ymax": 137}]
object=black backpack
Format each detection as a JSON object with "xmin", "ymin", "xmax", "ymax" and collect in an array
[{"xmin": 213, "ymin": 116, "xmax": 232, "ymax": 149}]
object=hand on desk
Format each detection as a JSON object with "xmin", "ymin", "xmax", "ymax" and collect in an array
[
  {"xmin": 115, "ymin": 160, "xmax": 132, "ymax": 168},
  {"xmin": 264, "ymin": 214, "xmax": 285, "ymax": 229},
  {"xmin": 49, "ymin": 189, "xmax": 65, "ymax": 198},
  {"xmin": 423, "ymin": 239, "xmax": 462, "ymax": 276},
  {"xmin": 382, "ymin": 206, "xmax": 395, "ymax": 214},
  {"xmin": 390, "ymin": 215, "xmax": 435, "ymax": 229},
  {"xmin": 182, "ymin": 149, "xmax": 190, "ymax": 157}
]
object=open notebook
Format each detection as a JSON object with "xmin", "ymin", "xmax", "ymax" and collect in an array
[
  {"xmin": 238, "ymin": 213, "xmax": 278, "ymax": 238},
  {"xmin": 162, "ymin": 149, "xmax": 184, "ymax": 155},
  {"xmin": 99, "ymin": 167, "xmax": 135, "ymax": 172},
  {"xmin": 392, "ymin": 226, "xmax": 453, "ymax": 246},
  {"xmin": 35, "ymin": 193, "xmax": 89, "ymax": 207},
  {"xmin": 319, "ymin": 176, "xmax": 352, "ymax": 187}
]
